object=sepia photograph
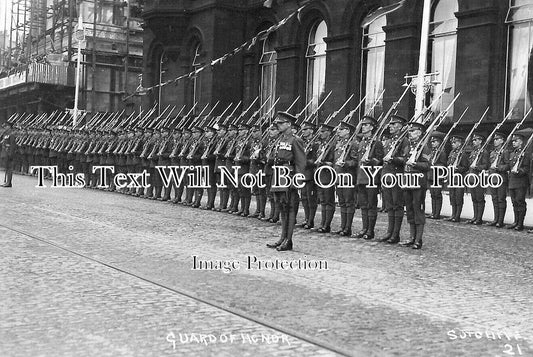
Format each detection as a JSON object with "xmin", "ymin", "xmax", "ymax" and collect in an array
[{"xmin": 0, "ymin": 0, "xmax": 532, "ymax": 356}]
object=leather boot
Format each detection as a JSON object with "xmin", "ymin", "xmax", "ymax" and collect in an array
[
  {"xmin": 193, "ymin": 189, "xmax": 203, "ymax": 208},
  {"xmin": 467, "ymin": 203, "xmax": 477, "ymax": 224},
  {"xmin": 495, "ymin": 206, "xmax": 506, "ymax": 228},
  {"xmin": 446, "ymin": 203, "xmax": 456, "ymax": 221},
  {"xmin": 278, "ymin": 207, "xmax": 297, "ymax": 251},
  {"xmin": 220, "ymin": 189, "xmax": 229, "ymax": 210},
  {"xmin": 342, "ymin": 210, "xmax": 355, "ymax": 236},
  {"xmin": 308, "ymin": 203, "xmax": 318, "ymax": 229},
  {"xmin": 205, "ymin": 187, "xmax": 216, "ymax": 209},
  {"xmin": 507, "ymin": 209, "xmax": 518, "ymax": 229},
  {"xmin": 145, "ymin": 185, "xmax": 154, "ymax": 199},
  {"xmin": 412, "ymin": 224, "xmax": 424, "ymax": 249},
  {"xmin": 363, "ymin": 215, "xmax": 376, "ymax": 240},
  {"xmin": 318, "ymin": 205, "xmax": 327, "ymax": 230},
  {"xmin": 230, "ymin": 191, "xmax": 240, "ymax": 212},
  {"xmin": 260, "ymin": 195, "xmax": 267, "ymax": 218},
  {"xmin": 473, "ymin": 203, "xmax": 484, "ymax": 224},
  {"xmin": 268, "ymin": 207, "xmax": 288, "ymax": 248},
  {"xmin": 335, "ymin": 209, "xmax": 347, "ymax": 234},
  {"xmin": 318, "ymin": 207, "xmax": 333, "ymax": 233},
  {"xmin": 434, "ymin": 196, "xmax": 442, "ymax": 219},
  {"xmin": 185, "ymin": 187, "xmax": 194, "ymax": 204},
  {"xmin": 262, "ymin": 199, "xmax": 275, "ymax": 221},
  {"xmin": 378, "ymin": 211, "xmax": 394, "ymax": 242},
  {"xmin": 454, "ymin": 205, "xmax": 462, "ymax": 222},
  {"xmin": 429, "ymin": 199, "xmax": 436, "ymax": 218},
  {"xmin": 486, "ymin": 202, "xmax": 498, "ymax": 226},
  {"xmin": 241, "ymin": 196, "xmax": 251, "ymax": 216},
  {"xmin": 302, "ymin": 198, "xmax": 310, "ymax": 228},
  {"xmin": 354, "ymin": 210, "xmax": 368, "ymax": 238},
  {"xmin": 515, "ymin": 210, "xmax": 525, "ymax": 231},
  {"xmin": 400, "ymin": 224, "xmax": 416, "ymax": 246},
  {"xmin": 270, "ymin": 201, "xmax": 280, "ymax": 223},
  {"xmin": 387, "ymin": 214, "xmax": 403, "ymax": 244},
  {"xmin": 162, "ymin": 186, "xmax": 171, "ymax": 201}
]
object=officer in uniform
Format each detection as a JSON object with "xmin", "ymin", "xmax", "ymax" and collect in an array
[
  {"xmin": 379, "ymin": 115, "xmax": 409, "ymax": 243},
  {"xmin": 507, "ymin": 128, "xmax": 532, "ymax": 231},
  {"xmin": 446, "ymin": 135, "xmax": 468, "ymax": 222},
  {"xmin": 1, "ymin": 121, "xmax": 17, "ymax": 187},
  {"xmin": 487, "ymin": 131, "xmax": 510, "ymax": 227},
  {"xmin": 266, "ymin": 112, "xmax": 306, "ymax": 251},
  {"xmin": 354, "ymin": 116, "xmax": 384, "ymax": 240},
  {"xmin": 399, "ymin": 122, "xmax": 431, "ymax": 249},
  {"xmin": 428, "ymin": 131, "xmax": 447, "ymax": 219},
  {"xmin": 300, "ymin": 120, "xmax": 318, "ymax": 229},
  {"xmin": 467, "ymin": 132, "xmax": 490, "ymax": 225}
]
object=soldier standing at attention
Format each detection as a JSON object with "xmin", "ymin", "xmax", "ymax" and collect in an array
[
  {"xmin": 507, "ymin": 128, "xmax": 532, "ymax": 231},
  {"xmin": 1, "ymin": 121, "xmax": 17, "ymax": 187},
  {"xmin": 266, "ymin": 112, "xmax": 306, "ymax": 251},
  {"xmin": 300, "ymin": 120, "xmax": 318, "ymax": 229},
  {"xmin": 379, "ymin": 115, "xmax": 409, "ymax": 243},
  {"xmin": 354, "ymin": 116, "xmax": 384, "ymax": 240},
  {"xmin": 487, "ymin": 131, "xmax": 510, "ymax": 228},
  {"xmin": 427, "ymin": 131, "xmax": 447, "ymax": 220},
  {"xmin": 446, "ymin": 135, "xmax": 468, "ymax": 222},
  {"xmin": 333, "ymin": 120, "xmax": 358, "ymax": 236},
  {"xmin": 399, "ymin": 122, "xmax": 431, "ymax": 249},
  {"xmin": 248, "ymin": 123, "xmax": 267, "ymax": 218},
  {"xmin": 262, "ymin": 123, "xmax": 281, "ymax": 223},
  {"xmin": 213, "ymin": 122, "xmax": 232, "ymax": 211},
  {"xmin": 467, "ymin": 132, "xmax": 490, "ymax": 225},
  {"xmin": 313, "ymin": 123, "xmax": 336, "ymax": 233},
  {"xmin": 201, "ymin": 124, "xmax": 219, "ymax": 210}
]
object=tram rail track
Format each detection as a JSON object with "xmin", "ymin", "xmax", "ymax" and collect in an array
[{"xmin": 0, "ymin": 222, "xmax": 362, "ymax": 357}]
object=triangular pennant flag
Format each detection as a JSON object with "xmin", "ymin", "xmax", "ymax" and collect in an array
[{"xmin": 361, "ymin": 0, "xmax": 405, "ymax": 28}]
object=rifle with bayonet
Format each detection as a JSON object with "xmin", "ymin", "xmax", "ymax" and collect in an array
[
  {"xmin": 201, "ymin": 102, "xmax": 240, "ymax": 160},
  {"xmin": 304, "ymin": 91, "xmax": 332, "ymax": 124},
  {"xmin": 511, "ymin": 123, "xmax": 533, "ymax": 174},
  {"xmin": 431, "ymin": 107, "xmax": 469, "ymax": 165},
  {"xmin": 491, "ymin": 108, "xmax": 532, "ymax": 170},
  {"xmin": 360, "ymin": 86, "xmax": 413, "ymax": 164},
  {"xmin": 405, "ymin": 94, "xmax": 462, "ymax": 166},
  {"xmin": 304, "ymin": 94, "xmax": 357, "ymax": 154},
  {"xmin": 383, "ymin": 90, "xmax": 448, "ymax": 162},
  {"xmin": 452, "ymin": 106, "xmax": 490, "ymax": 168},
  {"xmin": 234, "ymin": 98, "xmax": 279, "ymax": 162},
  {"xmin": 470, "ymin": 109, "xmax": 512, "ymax": 169}
]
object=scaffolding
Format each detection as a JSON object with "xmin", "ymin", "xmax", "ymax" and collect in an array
[
  {"xmin": 0, "ymin": 0, "xmax": 145, "ymax": 114},
  {"xmin": 0, "ymin": 0, "xmax": 71, "ymax": 70}
]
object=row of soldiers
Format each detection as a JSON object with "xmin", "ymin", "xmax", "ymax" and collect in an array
[{"xmin": 2, "ymin": 98, "xmax": 533, "ymax": 248}]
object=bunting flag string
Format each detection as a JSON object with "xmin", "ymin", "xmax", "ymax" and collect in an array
[{"xmin": 132, "ymin": 3, "xmax": 308, "ymax": 96}]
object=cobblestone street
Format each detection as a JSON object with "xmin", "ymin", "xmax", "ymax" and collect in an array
[{"xmin": 1, "ymin": 173, "xmax": 532, "ymax": 356}]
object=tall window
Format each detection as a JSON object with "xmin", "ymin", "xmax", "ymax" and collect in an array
[
  {"xmin": 361, "ymin": 15, "xmax": 386, "ymax": 116},
  {"xmin": 506, "ymin": 0, "xmax": 533, "ymax": 119},
  {"xmin": 429, "ymin": 0, "xmax": 458, "ymax": 119},
  {"xmin": 306, "ymin": 20, "xmax": 327, "ymax": 117},
  {"xmin": 191, "ymin": 43, "xmax": 202, "ymax": 112},
  {"xmin": 260, "ymin": 33, "xmax": 277, "ymax": 118}
]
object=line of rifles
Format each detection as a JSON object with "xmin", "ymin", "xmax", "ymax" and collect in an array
[{"xmin": 5, "ymin": 88, "xmax": 533, "ymax": 234}]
